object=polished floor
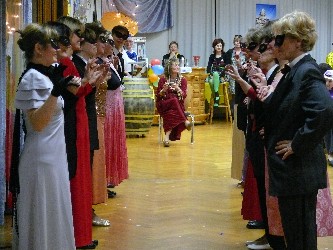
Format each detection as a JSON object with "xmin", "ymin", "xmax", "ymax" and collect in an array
[{"xmin": 1, "ymin": 121, "xmax": 333, "ymax": 249}]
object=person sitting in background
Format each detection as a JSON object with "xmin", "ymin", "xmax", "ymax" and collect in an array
[
  {"xmin": 206, "ymin": 38, "xmax": 228, "ymax": 106},
  {"xmin": 162, "ymin": 41, "xmax": 185, "ymax": 67},
  {"xmin": 155, "ymin": 57, "xmax": 192, "ymax": 147}
]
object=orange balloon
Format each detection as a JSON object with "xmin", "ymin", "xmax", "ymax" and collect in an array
[{"xmin": 149, "ymin": 73, "xmax": 158, "ymax": 83}]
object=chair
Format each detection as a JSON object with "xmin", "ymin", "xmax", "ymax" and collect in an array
[
  {"xmin": 209, "ymin": 82, "xmax": 232, "ymax": 124},
  {"xmin": 158, "ymin": 84, "xmax": 195, "ymax": 144},
  {"xmin": 158, "ymin": 113, "xmax": 194, "ymax": 144}
]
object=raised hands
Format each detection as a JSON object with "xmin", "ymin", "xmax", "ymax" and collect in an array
[
  {"xmin": 83, "ymin": 59, "xmax": 110, "ymax": 87},
  {"xmin": 250, "ymin": 72, "xmax": 267, "ymax": 88},
  {"xmin": 51, "ymin": 75, "xmax": 74, "ymax": 97},
  {"xmin": 225, "ymin": 64, "xmax": 241, "ymax": 81}
]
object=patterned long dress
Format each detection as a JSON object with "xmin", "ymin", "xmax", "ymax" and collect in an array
[{"xmin": 105, "ymin": 68, "xmax": 129, "ymax": 186}]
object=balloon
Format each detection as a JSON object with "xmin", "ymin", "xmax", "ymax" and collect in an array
[
  {"xmin": 147, "ymin": 68, "xmax": 154, "ymax": 76},
  {"xmin": 150, "ymin": 58, "xmax": 161, "ymax": 66},
  {"xmin": 152, "ymin": 78, "xmax": 159, "ymax": 87},
  {"xmin": 152, "ymin": 65, "xmax": 164, "ymax": 75},
  {"xmin": 149, "ymin": 73, "xmax": 158, "ymax": 83}
]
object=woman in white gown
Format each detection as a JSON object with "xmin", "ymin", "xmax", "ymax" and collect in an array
[{"xmin": 12, "ymin": 23, "xmax": 77, "ymax": 250}]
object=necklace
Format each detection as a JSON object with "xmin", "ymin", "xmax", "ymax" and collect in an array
[{"xmin": 168, "ymin": 76, "xmax": 180, "ymax": 85}]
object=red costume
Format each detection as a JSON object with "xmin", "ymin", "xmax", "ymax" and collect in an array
[
  {"xmin": 60, "ymin": 57, "xmax": 93, "ymax": 247},
  {"xmin": 155, "ymin": 76, "xmax": 188, "ymax": 141}
]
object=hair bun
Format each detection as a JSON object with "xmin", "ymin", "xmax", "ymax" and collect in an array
[
  {"xmin": 16, "ymin": 30, "xmax": 27, "ymax": 51},
  {"xmin": 17, "ymin": 38, "xmax": 27, "ymax": 52}
]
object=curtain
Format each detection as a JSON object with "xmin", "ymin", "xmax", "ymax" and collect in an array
[
  {"xmin": 141, "ymin": 0, "xmax": 215, "ymax": 68},
  {"xmin": 143, "ymin": 0, "xmax": 333, "ymax": 69},
  {"xmin": 1, "ymin": 0, "xmax": 30, "ymax": 225},
  {"xmin": 0, "ymin": 0, "xmax": 6, "ymax": 226},
  {"xmin": 102, "ymin": 0, "xmax": 173, "ymax": 33},
  {"xmin": 215, "ymin": 0, "xmax": 333, "ymax": 67},
  {"xmin": 35, "ymin": 0, "xmax": 61, "ymax": 23}
]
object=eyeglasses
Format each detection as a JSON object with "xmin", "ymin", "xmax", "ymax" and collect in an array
[
  {"xmin": 98, "ymin": 35, "xmax": 107, "ymax": 43},
  {"xmin": 258, "ymin": 43, "xmax": 268, "ymax": 53},
  {"xmin": 107, "ymin": 39, "xmax": 115, "ymax": 46},
  {"xmin": 74, "ymin": 29, "xmax": 82, "ymax": 38},
  {"xmin": 274, "ymin": 34, "xmax": 286, "ymax": 47},
  {"xmin": 113, "ymin": 30, "xmax": 129, "ymax": 40},
  {"xmin": 50, "ymin": 39, "xmax": 59, "ymax": 50},
  {"xmin": 59, "ymin": 36, "xmax": 71, "ymax": 47},
  {"xmin": 84, "ymin": 37, "xmax": 97, "ymax": 44},
  {"xmin": 258, "ymin": 36, "xmax": 273, "ymax": 53},
  {"xmin": 247, "ymin": 42, "xmax": 258, "ymax": 51}
]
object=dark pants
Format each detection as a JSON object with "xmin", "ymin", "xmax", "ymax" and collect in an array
[
  {"xmin": 278, "ymin": 192, "xmax": 318, "ymax": 250},
  {"xmin": 248, "ymin": 131, "xmax": 286, "ymax": 249}
]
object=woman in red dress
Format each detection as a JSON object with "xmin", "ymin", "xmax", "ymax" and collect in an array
[
  {"xmin": 155, "ymin": 57, "xmax": 192, "ymax": 147},
  {"xmin": 53, "ymin": 18, "xmax": 104, "ymax": 249}
]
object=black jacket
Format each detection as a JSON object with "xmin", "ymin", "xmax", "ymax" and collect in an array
[{"xmin": 265, "ymin": 55, "xmax": 333, "ymax": 196}]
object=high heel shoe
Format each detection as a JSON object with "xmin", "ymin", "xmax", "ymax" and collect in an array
[
  {"xmin": 185, "ymin": 121, "xmax": 193, "ymax": 131},
  {"xmin": 76, "ymin": 241, "xmax": 97, "ymax": 249},
  {"xmin": 93, "ymin": 215, "xmax": 110, "ymax": 227},
  {"xmin": 163, "ymin": 141, "xmax": 170, "ymax": 147}
]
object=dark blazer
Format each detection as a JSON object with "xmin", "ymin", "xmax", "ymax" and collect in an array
[
  {"xmin": 72, "ymin": 54, "xmax": 99, "ymax": 151},
  {"xmin": 265, "ymin": 54, "xmax": 333, "ymax": 196}
]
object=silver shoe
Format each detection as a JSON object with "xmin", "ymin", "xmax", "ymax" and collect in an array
[{"xmin": 92, "ymin": 216, "xmax": 111, "ymax": 227}]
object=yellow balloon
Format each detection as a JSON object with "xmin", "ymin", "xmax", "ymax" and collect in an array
[
  {"xmin": 149, "ymin": 73, "xmax": 158, "ymax": 83},
  {"xmin": 147, "ymin": 68, "xmax": 154, "ymax": 76},
  {"xmin": 327, "ymin": 52, "xmax": 333, "ymax": 68}
]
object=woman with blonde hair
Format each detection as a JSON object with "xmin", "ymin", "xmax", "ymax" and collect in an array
[
  {"xmin": 156, "ymin": 57, "xmax": 192, "ymax": 147},
  {"xmin": 265, "ymin": 11, "xmax": 333, "ymax": 249}
]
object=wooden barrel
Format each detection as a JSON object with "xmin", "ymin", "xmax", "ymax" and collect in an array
[{"xmin": 123, "ymin": 77, "xmax": 155, "ymax": 137}]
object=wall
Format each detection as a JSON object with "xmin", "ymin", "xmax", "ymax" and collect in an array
[{"xmin": 100, "ymin": 0, "xmax": 332, "ymax": 67}]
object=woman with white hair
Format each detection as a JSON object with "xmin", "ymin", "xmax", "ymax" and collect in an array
[{"xmin": 264, "ymin": 11, "xmax": 333, "ymax": 249}]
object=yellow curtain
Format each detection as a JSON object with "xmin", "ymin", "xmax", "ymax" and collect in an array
[{"xmin": 36, "ymin": 0, "xmax": 68, "ymax": 23}]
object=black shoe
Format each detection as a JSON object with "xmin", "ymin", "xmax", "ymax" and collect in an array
[
  {"xmin": 76, "ymin": 241, "xmax": 97, "ymax": 249},
  {"xmin": 246, "ymin": 220, "xmax": 265, "ymax": 229},
  {"xmin": 108, "ymin": 189, "xmax": 117, "ymax": 198}
]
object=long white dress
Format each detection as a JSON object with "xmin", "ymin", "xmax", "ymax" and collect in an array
[{"xmin": 12, "ymin": 69, "xmax": 75, "ymax": 250}]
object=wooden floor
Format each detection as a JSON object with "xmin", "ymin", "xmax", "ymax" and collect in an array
[{"xmin": 1, "ymin": 120, "xmax": 333, "ymax": 249}]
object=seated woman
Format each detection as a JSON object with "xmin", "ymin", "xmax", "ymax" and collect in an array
[
  {"xmin": 156, "ymin": 57, "xmax": 192, "ymax": 147},
  {"xmin": 206, "ymin": 38, "xmax": 228, "ymax": 106},
  {"xmin": 162, "ymin": 41, "xmax": 185, "ymax": 67}
]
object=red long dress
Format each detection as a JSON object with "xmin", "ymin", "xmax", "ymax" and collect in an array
[
  {"xmin": 60, "ymin": 57, "xmax": 93, "ymax": 247},
  {"xmin": 155, "ymin": 76, "xmax": 187, "ymax": 141}
]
